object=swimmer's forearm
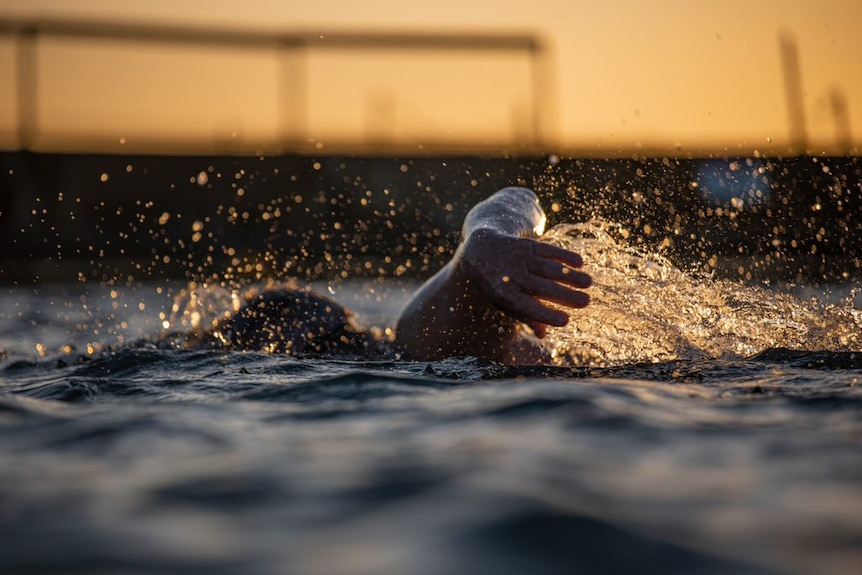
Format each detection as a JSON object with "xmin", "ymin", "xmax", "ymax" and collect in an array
[
  {"xmin": 395, "ymin": 187, "xmax": 550, "ymax": 362},
  {"xmin": 395, "ymin": 258, "xmax": 515, "ymax": 362},
  {"xmin": 396, "ymin": 186, "xmax": 590, "ymax": 363}
]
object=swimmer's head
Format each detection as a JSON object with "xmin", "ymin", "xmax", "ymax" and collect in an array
[{"xmin": 213, "ymin": 287, "xmax": 368, "ymax": 355}]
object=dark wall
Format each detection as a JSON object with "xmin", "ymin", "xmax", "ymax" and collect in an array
[{"xmin": 1, "ymin": 152, "xmax": 860, "ymax": 284}]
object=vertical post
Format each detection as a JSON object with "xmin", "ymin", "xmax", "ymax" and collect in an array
[
  {"xmin": 829, "ymin": 87, "xmax": 852, "ymax": 155},
  {"xmin": 15, "ymin": 26, "xmax": 38, "ymax": 151},
  {"xmin": 278, "ymin": 39, "xmax": 307, "ymax": 150},
  {"xmin": 529, "ymin": 38, "xmax": 556, "ymax": 151},
  {"xmin": 779, "ymin": 31, "xmax": 808, "ymax": 155}
]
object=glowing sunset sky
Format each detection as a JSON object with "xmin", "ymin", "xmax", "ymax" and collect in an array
[{"xmin": 0, "ymin": 0, "xmax": 859, "ymax": 155}]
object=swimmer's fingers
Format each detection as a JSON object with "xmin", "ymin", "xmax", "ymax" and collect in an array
[
  {"xmin": 493, "ymin": 273, "xmax": 589, "ymax": 335},
  {"xmin": 461, "ymin": 229, "xmax": 590, "ymax": 325},
  {"xmin": 527, "ymin": 256, "xmax": 592, "ymax": 289},
  {"xmin": 496, "ymin": 285, "xmax": 570, "ymax": 327},
  {"xmin": 528, "ymin": 240, "xmax": 591, "ymax": 288},
  {"xmin": 521, "ymin": 276, "xmax": 590, "ymax": 311},
  {"xmin": 531, "ymin": 242, "xmax": 585, "ymax": 269}
]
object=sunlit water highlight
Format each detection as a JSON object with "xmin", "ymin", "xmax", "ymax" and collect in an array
[
  {"xmin": 544, "ymin": 222, "xmax": 862, "ymax": 364},
  {"xmin": 1, "ymin": 234, "xmax": 861, "ymax": 574}
]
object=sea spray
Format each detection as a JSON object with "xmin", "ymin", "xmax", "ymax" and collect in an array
[{"xmin": 543, "ymin": 221, "xmax": 862, "ymax": 365}]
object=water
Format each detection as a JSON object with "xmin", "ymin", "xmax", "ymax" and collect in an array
[
  {"xmin": 2, "ymin": 229, "xmax": 862, "ymax": 574},
  {"xmin": 541, "ymin": 222, "xmax": 862, "ymax": 364}
]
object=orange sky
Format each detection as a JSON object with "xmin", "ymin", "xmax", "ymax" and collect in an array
[{"xmin": 0, "ymin": 0, "xmax": 859, "ymax": 155}]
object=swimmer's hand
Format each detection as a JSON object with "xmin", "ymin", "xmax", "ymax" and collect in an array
[{"xmin": 459, "ymin": 228, "xmax": 591, "ymax": 337}]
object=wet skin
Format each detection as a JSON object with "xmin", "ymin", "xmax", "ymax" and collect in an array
[{"xmin": 395, "ymin": 187, "xmax": 591, "ymax": 364}]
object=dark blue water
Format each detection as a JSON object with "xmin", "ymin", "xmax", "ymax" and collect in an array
[{"xmin": 1, "ymin": 281, "xmax": 861, "ymax": 574}]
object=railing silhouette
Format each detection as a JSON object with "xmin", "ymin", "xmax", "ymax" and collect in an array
[{"xmin": 0, "ymin": 18, "xmax": 554, "ymax": 154}]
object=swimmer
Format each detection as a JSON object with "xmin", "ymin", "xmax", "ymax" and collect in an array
[
  {"xmin": 396, "ymin": 186, "xmax": 591, "ymax": 364},
  {"xmin": 182, "ymin": 187, "xmax": 591, "ymax": 365}
]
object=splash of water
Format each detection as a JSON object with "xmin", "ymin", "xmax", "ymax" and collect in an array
[
  {"xmin": 161, "ymin": 222, "xmax": 862, "ymax": 366},
  {"xmin": 543, "ymin": 222, "xmax": 862, "ymax": 366},
  {"xmin": 166, "ymin": 282, "xmax": 242, "ymax": 335}
]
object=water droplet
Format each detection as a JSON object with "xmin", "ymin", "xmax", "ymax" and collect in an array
[{"xmin": 547, "ymin": 154, "xmax": 560, "ymax": 166}]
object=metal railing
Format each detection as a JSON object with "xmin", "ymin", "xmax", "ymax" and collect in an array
[{"xmin": 0, "ymin": 18, "xmax": 553, "ymax": 155}]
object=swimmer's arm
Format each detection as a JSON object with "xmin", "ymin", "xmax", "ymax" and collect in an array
[{"xmin": 395, "ymin": 187, "xmax": 591, "ymax": 363}]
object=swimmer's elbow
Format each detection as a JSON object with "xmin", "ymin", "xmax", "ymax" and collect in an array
[{"xmin": 462, "ymin": 187, "xmax": 546, "ymax": 239}]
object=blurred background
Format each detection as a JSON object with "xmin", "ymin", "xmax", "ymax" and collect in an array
[
  {"xmin": 0, "ymin": 0, "xmax": 860, "ymax": 284},
  {"xmin": 2, "ymin": 0, "xmax": 860, "ymax": 155}
]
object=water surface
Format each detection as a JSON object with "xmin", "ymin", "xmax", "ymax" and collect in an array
[{"xmin": 1, "ymin": 249, "xmax": 861, "ymax": 574}]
